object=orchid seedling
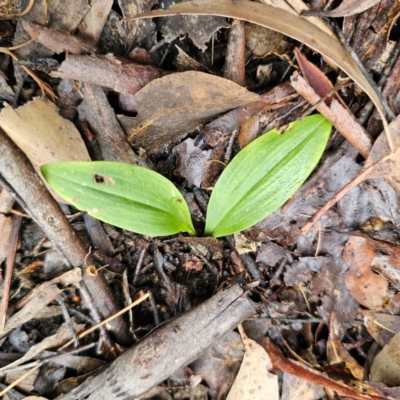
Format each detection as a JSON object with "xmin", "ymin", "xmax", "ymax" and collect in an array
[{"xmin": 41, "ymin": 114, "xmax": 332, "ymax": 238}]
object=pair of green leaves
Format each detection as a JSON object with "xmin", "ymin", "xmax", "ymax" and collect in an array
[{"xmin": 41, "ymin": 114, "xmax": 331, "ymax": 238}]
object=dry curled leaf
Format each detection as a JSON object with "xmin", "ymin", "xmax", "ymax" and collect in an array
[{"xmin": 118, "ymin": 71, "xmax": 260, "ymax": 150}]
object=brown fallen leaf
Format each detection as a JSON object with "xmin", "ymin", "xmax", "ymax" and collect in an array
[
  {"xmin": 362, "ymin": 311, "xmax": 398, "ymax": 347},
  {"xmin": 370, "ymin": 333, "xmax": 400, "ymax": 386},
  {"xmin": 0, "ymin": 97, "xmax": 91, "ymax": 201},
  {"xmin": 157, "ymin": 0, "xmax": 230, "ymax": 51},
  {"xmin": 23, "ymin": 21, "xmax": 97, "ymax": 54},
  {"xmin": 302, "ymin": 0, "xmax": 382, "ymax": 18},
  {"xmin": 302, "ymin": 115, "xmax": 400, "ymax": 233},
  {"xmin": 291, "ymin": 71, "xmax": 372, "ymax": 158},
  {"xmin": 51, "ymin": 54, "xmax": 161, "ymax": 95},
  {"xmin": 262, "ymin": 338, "xmax": 388, "ymax": 400},
  {"xmin": 281, "ymin": 371, "xmax": 325, "ymax": 400},
  {"xmin": 118, "ymin": 71, "xmax": 260, "ymax": 150},
  {"xmin": 132, "ymin": 0, "xmax": 394, "ymax": 151},
  {"xmin": 327, "ymin": 314, "xmax": 364, "ymax": 380},
  {"xmin": 343, "ymin": 235, "xmax": 389, "ymax": 311},
  {"xmin": 189, "ymin": 331, "xmax": 244, "ymax": 398},
  {"xmin": 226, "ymin": 325, "xmax": 279, "ymax": 400},
  {"xmin": 294, "ymin": 48, "xmax": 343, "ymax": 107},
  {"xmin": 118, "ymin": 0, "xmax": 157, "ymax": 49}
]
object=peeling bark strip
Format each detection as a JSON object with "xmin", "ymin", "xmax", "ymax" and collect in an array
[
  {"xmin": 0, "ymin": 128, "xmax": 130, "ymax": 346},
  {"xmin": 55, "ymin": 285, "xmax": 255, "ymax": 400}
]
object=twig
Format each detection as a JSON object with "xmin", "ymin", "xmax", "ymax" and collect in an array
[
  {"xmin": 0, "ymin": 342, "xmax": 96, "ymax": 397},
  {"xmin": 58, "ymin": 292, "xmax": 150, "ymax": 351},
  {"xmin": 329, "ymin": 19, "xmax": 395, "ymax": 152},
  {"xmin": 0, "ymin": 214, "xmax": 21, "ymax": 333},
  {"xmin": 57, "ymin": 295, "xmax": 79, "ymax": 347}
]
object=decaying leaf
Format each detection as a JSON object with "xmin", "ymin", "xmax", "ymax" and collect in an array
[
  {"xmin": 302, "ymin": 0, "xmax": 382, "ymax": 18},
  {"xmin": 118, "ymin": 71, "xmax": 260, "ymax": 150},
  {"xmin": 133, "ymin": 0, "xmax": 393, "ymax": 151},
  {"xmin": 226, "ymin": 325, "xmax": 278, "ymax": 400},
  {"xmin": 0, "ymin": 97, "xmax": 91, "ymax": 201},
  {"xmin": 118, "ymin": 0, "xmax": 157, "ymax": 49},
  {"xmin": 302, "ymin": 115, "xmax": 400, "ymax": 233},
  {"xmin": 363, "ymin": 311, "xmax": 398, "ymax": 347},
  {"xmin": 291, "ymin": 71, "xmax": 372, "ymax": 159},
  {"xmin": 327, "ymin": 316, "xmax": 364, "ymax": 380},
  {"xmin": 41, "ymin": 161, "xmax": 196, "ymax": 237},
  {"xmin": 343, "ymin": 235, "xmax": 389, "ymax": 311},
  {"xmin": 371, "ymin": 333, "xmax": 400, "ymax": 386},
  {"xmin": 158, "ymin": 0, "xmax": 230, "ymax": 51}
]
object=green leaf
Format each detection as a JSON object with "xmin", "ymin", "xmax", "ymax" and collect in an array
[
  {"xmin": 41, "ymin": 161, "xmax": 196, "ymax": 237},
  {"xmin": 204, "ymin": 114, "xmax": 332, "ymax": 237}
]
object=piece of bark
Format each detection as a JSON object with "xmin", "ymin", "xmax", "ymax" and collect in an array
[
  {"xmin": 0, "ymin": 215, "xmax": 21, "ymax": 333},
  {"xmin": 54, "ymin": 285, "xmax": 255, "ymax": 400},
  {"xmin": 223, "ymin": 20, "xmax": 245, "ymax": 85},
  {"xmin": 77, "ymin": 83, "xmax": 151, "ymax": 168},
  {"xmin": 51, "ymin": 54, "xmax": 162, "ymax": 95},
  {"xmin": 78, "ymin": 0, "xmax": 112, "ymax": 44},
  {"xmin": 14, "ymin": 0, "xmax": 91, "ymax": 60},
  {"xmin": 0, "ymin": 128, "xmax": 130, "ymax": 346},
  {"xmin": 23, "ymin": 21, "xmax": 97, "ymax": 55},
  {"xmin": 291, "ymin": 72, "xmax": 372, "ymax": 158}
]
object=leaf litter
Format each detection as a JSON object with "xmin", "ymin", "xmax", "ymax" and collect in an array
[{"xmin": 2, "ymin": 0, "xmax": 400, "ymax": 398}]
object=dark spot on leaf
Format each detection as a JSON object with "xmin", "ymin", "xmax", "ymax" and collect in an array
[
  {"xmin": 177, "ymin": 198, "xmax": 182, "ymax": 203},
  {"xmin": 94, "ymin": 174, "xmax": 105, "ymax": 183},
  {"xmin": 93, "ymin": 174, "xmax": 115, "ymax": 185}
]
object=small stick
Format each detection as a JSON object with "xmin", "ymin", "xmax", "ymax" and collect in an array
[
  {"xmin": 0, "ymin": 215, "xmax": 21, "ymax": 333},
  {"xmin": 59, "ymin": 292, "xmax": 150, "ymax": 351}
]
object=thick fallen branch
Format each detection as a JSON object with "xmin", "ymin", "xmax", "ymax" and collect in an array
[
  {"xmin": 0, "ymin": 128, "xmax": 130, "ymax": 346},
  {"xmin": 55, "ymin": 284, "xmax": 255, "ymax": 400}
]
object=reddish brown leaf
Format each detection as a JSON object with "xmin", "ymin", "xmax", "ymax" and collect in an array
[
  {"xmin": 343, "ymin": 235, "xmax": 388, "ymax": 310},
  {"xmin": 294, "ymin": 48, "xmax": 342, "ymax": 107},
  {"xmin": 262, "ymin": 338, "xmax": 388, "ymax": 400},
  {"xmin": 291, "ymin": 71, "xmax": 372, "ymax": 158}
]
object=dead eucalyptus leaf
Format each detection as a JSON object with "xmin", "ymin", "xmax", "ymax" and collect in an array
[
  {"xmin": 0, "ymin": 97, "xmax": 91, "ymax": 202},
  {"xmin": 132, "ymin": 0, "xmax": 392, "ymax": 151},
  {"xmin": 302, "ymin": 0, "xmax": 381, "ymax": 18},
  {"xmin": 226, "ymin": 325, "xmax": 279, "ymax": 400},
  {"xmin": 302, "ymin": 115, "xmax": 400, "ymax": 234},
  {"xmin": 118, "ymin": 71, "xmax": 260, "ymax": 150}
]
